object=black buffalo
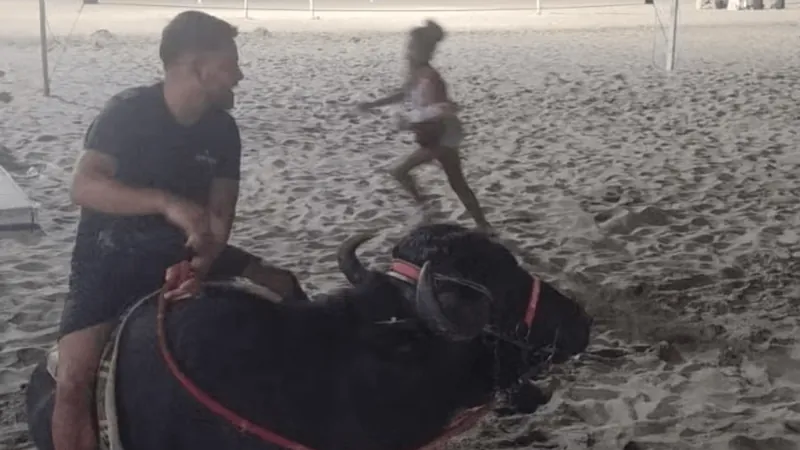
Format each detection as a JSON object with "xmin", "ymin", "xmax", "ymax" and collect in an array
[{"xmin": 27, "ymin": 223, "xmax": 592, "ymax": 450}]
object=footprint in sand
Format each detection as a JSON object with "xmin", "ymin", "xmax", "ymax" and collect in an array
[
  {"xmin": 0, "ymin": 369, "xmax": 27, "ymax": 388},
  {"xmin": 12, "ymin": 348, "xmax": 45, "ymax": 369},
  {"xmin": 600, "ymin": 206, "xmax": 673, "ymax": 235},
  {"xmin": 13, "ymin": 261, "xmax": 50, "ymax": 273},
  {"xmin": 0, "ymin": 145, "xmax": 27, "ymax": 172},
  {"xmin": 729, "ymin": 436, "xmax": 796, "ymax": 450},
  {"xmin": 8, "ymin": 311, "xmax": 43, "ymax": 327}
]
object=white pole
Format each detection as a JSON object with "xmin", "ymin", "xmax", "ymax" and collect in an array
[
  {"xmin": 244, "ymin": 0, "xmax": 249, "ymax": 18},
  {"xmin": 665, "ymin": 0, "xmax": 679, "ymax": 71},
  {"xmin": 38, "ymin": 0, "xmax": 50, "ymax": 97},
  {"xmin": 309, "ymin": 0, "xmax": 316, "ymax": 19},
  {"xmin": 536, "ymin": 0, "xmax": 541, "ymax": 14}
]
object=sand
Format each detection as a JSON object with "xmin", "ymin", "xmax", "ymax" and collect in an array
[{"xmin": 3, "ymin": 2, "xmax": 800, "ymax": 449}]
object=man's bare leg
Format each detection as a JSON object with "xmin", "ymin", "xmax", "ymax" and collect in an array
[
  {"xmin": 52, "ymin": 323, "xmax": 113, "ymax": 450},
  {"xmin": 436, "ymin": 147, "xmax": 491, "ymax": 230}
]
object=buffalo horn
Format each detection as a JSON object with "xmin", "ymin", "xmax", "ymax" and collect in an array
[
  {"xmin": 414, "ymin": 262, "xmax": 476, "ymax": 342},
  {"xmin": 337, "ymin": 232, "xmax": 376, "ymax": 285}
]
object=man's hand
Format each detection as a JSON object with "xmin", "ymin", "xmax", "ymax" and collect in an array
[
  {"xmin": 192, "ymin": 213, "xmax": 230, "ymax": 274},
  {"xmin": 163, "ymin": 260, "xmax": 201, "ymax": 301},
  {"xmin": 162, "ymin": 212, "xmax": 230, "ymax": 301},
  {"xmin": 160, "ymin": 195, "xmax": 215, "ymax": 256},
  {"xmin": 187, "ymin": 240, "xmax": 224, "ymax": 282}
]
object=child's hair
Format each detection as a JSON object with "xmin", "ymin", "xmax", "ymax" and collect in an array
[{"xmin": 410, "ymin": 19, "xmax": 446, "ymax": 50}]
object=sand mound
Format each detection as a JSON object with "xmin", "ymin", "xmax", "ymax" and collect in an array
[{"xmin": 2, "ymin": 9, "xmax": 800, "ymax": 450}]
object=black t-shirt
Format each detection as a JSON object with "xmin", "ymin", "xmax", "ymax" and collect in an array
[{"xmin": 72, "ymin": 82, "xmax": 242, "ymax": 265}]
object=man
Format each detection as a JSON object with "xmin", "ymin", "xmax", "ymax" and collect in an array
[{"xmin": 52, "ymin": 11, "xmax": 307, "ymax": 450}]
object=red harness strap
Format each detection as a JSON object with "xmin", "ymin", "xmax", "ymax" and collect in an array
[
  {"xmin": 156, "ymin": 261, "xmax": 314, "ymax": 450},
  {"xmin": 523, "ymin": 277, "xmax": 541, "ymax": 328},
  {"xmin": 156, "ymin": 260, "xmax": 492, "ymax": 450},
  {"xmin": 389, "ymin": 259, "xmax": 543, "ymax": 329}
]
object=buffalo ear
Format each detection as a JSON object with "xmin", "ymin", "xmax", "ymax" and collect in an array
[{"xmin": 414, "ymin": 261, "xmax": 492, "ymax": 342}]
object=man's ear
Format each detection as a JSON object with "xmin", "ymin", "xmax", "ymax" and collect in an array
[{"xmin": 180, "ymin": 53, "xmax": 205, "ymax": 82}]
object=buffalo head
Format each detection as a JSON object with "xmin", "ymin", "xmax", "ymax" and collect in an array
[{"xmin": 338, "ymin": 223, "xmax": 592, "ymax": 367}]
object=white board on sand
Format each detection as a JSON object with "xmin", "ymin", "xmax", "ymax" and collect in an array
[{"xmin": 0, "ymin": 166, "xmax": 38, "ymax": 230}]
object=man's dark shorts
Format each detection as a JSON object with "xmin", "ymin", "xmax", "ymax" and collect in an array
[{"xmin": 59, "ymin": 242, "xmax": 257, "ymax": 338}]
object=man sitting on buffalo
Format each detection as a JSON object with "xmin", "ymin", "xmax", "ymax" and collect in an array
[{"xmin": 52, "ymin": 11, "xmax": 307, "ymax": 450}]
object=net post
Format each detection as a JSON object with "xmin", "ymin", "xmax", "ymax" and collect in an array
[
  {"xmin": 244, "ymin": 0, "xmax": 249, "ymax": 19},
  {"xmin": 536, "ymin": 0, "xmax": 541, "ymax": 14},
  {"xmin": 38, "ymin": 0, "xmax": 50, "ymax": 97},
  {"xmin": 309, "ymin": 0, "xmax": 317, "ymax": 19},
  {"xmin": 665, "ymin": 0, "xmax": 679, "ymax": 71}
]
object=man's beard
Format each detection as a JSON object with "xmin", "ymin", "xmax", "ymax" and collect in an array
[
  {"xmin": 209, "ymin": 88, "xmax": 234, "ymax": 111},
  {"xmin": 217, "ymin": 89, "xmax": 234, "ymax": 111}
]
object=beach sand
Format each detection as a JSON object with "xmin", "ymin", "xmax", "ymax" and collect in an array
[{"xmin": 3, "ymin": 2, "xmax": 800, "ymax": 448}]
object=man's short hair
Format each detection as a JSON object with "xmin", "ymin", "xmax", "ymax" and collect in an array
[{"xmin": 159, "ymin": 10, "xmax": 239, "ymax": 67}]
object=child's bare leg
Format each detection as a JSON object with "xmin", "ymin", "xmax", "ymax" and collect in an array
[
  {"xmin": 389, "ymin": 147, "xmax": 435, "ymax": 204},
  {"xmin": 436, "ymin": 147, "xmax": 491, "ymax": 230}
]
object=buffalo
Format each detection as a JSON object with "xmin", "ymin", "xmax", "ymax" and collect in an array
[{"xmin": 27, "ymin": 223, "xmax": 592, "ymax": 450}]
